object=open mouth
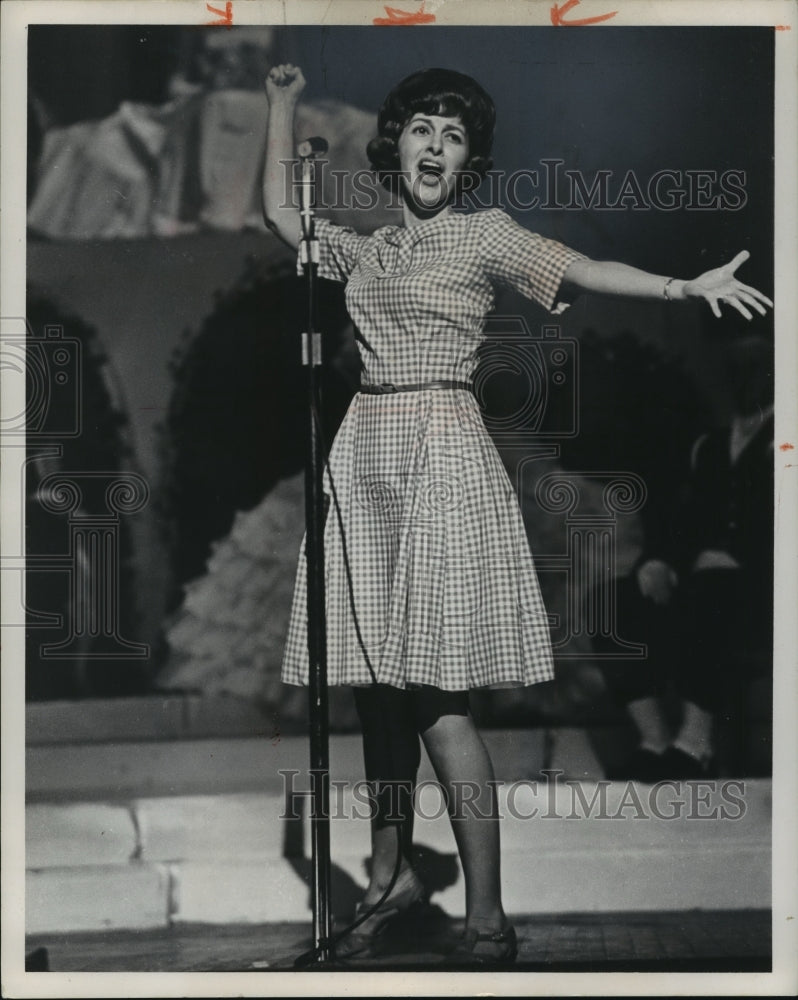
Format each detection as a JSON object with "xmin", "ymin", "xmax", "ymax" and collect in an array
[{"xmin": 418, "ymin": 160, "xmax": 444, "ymax": 177}]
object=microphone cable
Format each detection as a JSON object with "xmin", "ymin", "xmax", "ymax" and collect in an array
[{"xmin": 293, "ymin": 391, "xmax": 419, "ymax": 967}]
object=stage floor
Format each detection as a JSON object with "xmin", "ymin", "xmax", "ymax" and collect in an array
[{"xmin": 27, "ymin": 907, "xmax": 770, "ymax": 973}]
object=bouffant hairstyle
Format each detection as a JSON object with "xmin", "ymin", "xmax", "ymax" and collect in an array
[{"xmin": 366, "ymin": 68, "xmax": 495, "ymax": 193}]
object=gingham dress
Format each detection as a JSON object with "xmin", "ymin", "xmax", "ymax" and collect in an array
[{"xmin": 281, "ymin": 208, "xmax": 586, "ymax": 691}]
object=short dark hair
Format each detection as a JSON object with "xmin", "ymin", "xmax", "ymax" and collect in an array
[{"xmin": 366, "ymin": 68, "xmax": 495, "ymax": 193}]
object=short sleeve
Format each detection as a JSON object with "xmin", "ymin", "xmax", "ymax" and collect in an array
[
  {"xmin": 478, "ymin": 209, "xmax": 587, "ymax": 314},
  {"xmin": 296, "ymin": 217, "xmax": 368, "ymax": 283}
]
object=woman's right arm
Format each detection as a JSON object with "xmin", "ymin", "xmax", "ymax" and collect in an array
[{"xmin": 262, "ymin": 64, "xmax": 305, "ymax": 249}]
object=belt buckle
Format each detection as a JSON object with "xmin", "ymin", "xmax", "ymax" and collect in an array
[{"xmin": 380, "ymin": 383, "xmax": 398, "ymax": 394}]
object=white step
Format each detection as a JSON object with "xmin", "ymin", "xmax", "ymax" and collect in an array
[{"xmin": 25, "ymin": 777, "xmax": 771, "ymax": 934}]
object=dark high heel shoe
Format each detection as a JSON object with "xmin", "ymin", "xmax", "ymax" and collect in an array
[
  {"xmin": 335, "ymin": 870, "xmax": 427, "ymax": 960},
  {"xmin": 450, "ymin": 924, "xmax": 518, "ymax": 966}
]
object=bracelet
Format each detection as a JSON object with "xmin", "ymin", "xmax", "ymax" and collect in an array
[{"xmin": 663, "ymin": 277, "xmax": 676, "ymax": 301}]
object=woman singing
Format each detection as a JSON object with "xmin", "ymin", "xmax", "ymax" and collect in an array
[{"xmin": 262, "ymin": 64, "xmax": 771, "ymax": 964}]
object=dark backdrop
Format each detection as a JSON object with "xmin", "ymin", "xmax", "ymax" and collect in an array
[
  {"xmin": 29, "ymin": 24, "xmax": 774, "ymax": 290},
  {"xmin": 25, "ymin": 24, "xmax": 774, "ymax": 706}
]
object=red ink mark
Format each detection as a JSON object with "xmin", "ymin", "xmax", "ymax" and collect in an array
[
  {"xmin": 779, "ymin": 442, "xmax": 795, "ymax": 451},
  {"xmin": 775, "ymin": 25, "xmax": 792, "ymax": 30},
  {"xmin": 551, "ymin": 0, "xmax": 618, "ymax": 26},
  {"xmin": 373, "ymin": 3, "xmax": 436, "ymax": 26},
  {"xmin": 206, "ymin": 1, "xmax": 233, "ymax": 27}
]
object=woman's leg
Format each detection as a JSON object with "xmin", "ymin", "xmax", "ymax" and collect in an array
[
  {"xmin": 353, "ymin": 684, "xmax": 421, "ymax": 902},
  {"xmin": 414, "ymin": 688, "xmax": 506, "ymax": 933}
]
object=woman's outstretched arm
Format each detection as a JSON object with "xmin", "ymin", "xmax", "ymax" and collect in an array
[
  {"xmin": 562, "ymin": 250, "xmax": 773, "ymax": 320},
  {"xmin": 262, "ymin": 63, "xmax": 305, "ymax": 248}
]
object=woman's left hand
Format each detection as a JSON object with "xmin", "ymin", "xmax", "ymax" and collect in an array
[{"xmin": 683, "ymin": 250, "xmax": 773, "ymax": 319}]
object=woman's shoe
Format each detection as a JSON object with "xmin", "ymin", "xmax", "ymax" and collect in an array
[
  {"xmin": 335, "ymin": 869, "xmax": 427, "ymax": 960},
  {"xmin": 449, "ymin": 924, "xmax": 518, "ymax": 966}
]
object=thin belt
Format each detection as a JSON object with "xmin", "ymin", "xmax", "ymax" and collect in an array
[{"xmin": 358, "ymin": 380, "xmax": 473, "ymax": 395}]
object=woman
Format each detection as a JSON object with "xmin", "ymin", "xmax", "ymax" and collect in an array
[{"xmin": 262, "ymin": 64, "xmax": 771, "ymax": 964}]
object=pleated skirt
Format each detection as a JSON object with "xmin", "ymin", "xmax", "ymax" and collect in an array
[{"xmin": 281, "ymin": 388, "xmax": 555, "ymax": 691}]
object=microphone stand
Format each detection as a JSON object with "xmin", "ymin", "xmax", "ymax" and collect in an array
[{"xmin": 295, "ymin": 141, "xmax": 334, "ymax": 967}]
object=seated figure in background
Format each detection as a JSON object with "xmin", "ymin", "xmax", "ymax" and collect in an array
[{"xmin": 599, "ymin": 333, "xmax": 774, "ymax": 780}]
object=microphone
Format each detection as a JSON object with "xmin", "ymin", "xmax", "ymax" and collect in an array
[
  {"xmin": 298, "ymin": 136, "xmax": 329, "ymax": 159},
  {"xmin": 297, "ymin": 137, "xmax": 326, "ymax": 246}
]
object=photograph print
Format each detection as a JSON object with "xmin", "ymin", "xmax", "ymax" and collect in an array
[{"xmin": 3, "ymin": 1, "xmax": 796, "ymax": 995}]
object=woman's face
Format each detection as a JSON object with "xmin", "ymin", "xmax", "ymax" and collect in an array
[{"xmin": 396, "ymin": 112, "xmax": 470, "ymax": 213}]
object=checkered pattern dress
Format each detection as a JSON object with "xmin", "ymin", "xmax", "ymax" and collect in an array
[{"xmin": 281, "ymin": 208, "xmax": 586, "ymax": 691}]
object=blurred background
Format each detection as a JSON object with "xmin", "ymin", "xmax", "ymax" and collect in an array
[{"xmin": 23, "ymin": 24, "xmax": 774, "ymax": 769}]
